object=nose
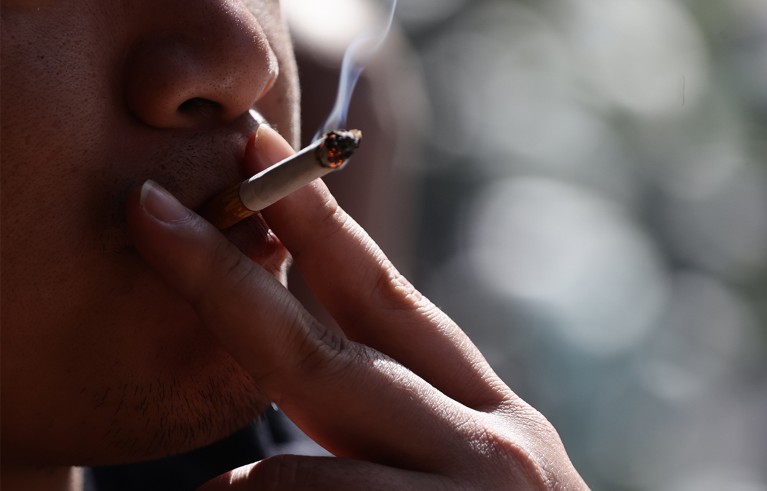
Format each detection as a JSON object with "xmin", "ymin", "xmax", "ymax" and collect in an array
[{"xmin": 124, "ymin": 0, "xmax": 279, "ymax": 128}]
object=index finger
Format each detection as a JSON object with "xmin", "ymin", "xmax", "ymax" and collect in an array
[{"xmin": 252, "ymin": 126, "xmax": 508, "ymax": 409}]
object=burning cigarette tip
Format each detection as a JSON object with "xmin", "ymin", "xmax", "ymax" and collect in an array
[{"xmin": 318, "ymin": 129, "xmax": 363, "ymax": 169}]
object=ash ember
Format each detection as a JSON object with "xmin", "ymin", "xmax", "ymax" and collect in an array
[{"xmin": 318, "ymin": 129, "xmax": 363, "ymax": 168}]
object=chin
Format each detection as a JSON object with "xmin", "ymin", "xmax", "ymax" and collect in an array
[
  {"xmin": 63, "ymin": 285, "xmax": 271, "ymax": 465},
  {"xmin": 87, "ymin": 348, "xmax": 269, "ymax": 466},
  {"xmin": 64, "ymin": 229, "xmax": 286, "ymax": 465},
  {"xmin": 121, "ymin": 325, "xmax": 271, "ymax": 463}
]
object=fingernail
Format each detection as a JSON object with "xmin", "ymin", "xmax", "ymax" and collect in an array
[
  {"xmin": 140, "ymin": 180, "xmax": 191, "ymax": 223},
  {"xmin": 249, "ymin": 124, "xmax": 295, "ymax": 170},
  {"xmin": 248, "ymin": 124, "xmax": 272, "ymax": 170}
]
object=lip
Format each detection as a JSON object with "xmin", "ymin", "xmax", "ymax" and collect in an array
[{"xmin": 207, "ymin": 110, "xmax": 290, "ymax": 279}]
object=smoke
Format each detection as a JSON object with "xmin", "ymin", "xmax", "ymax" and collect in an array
[{"xmin": 314, "ymin": 0, "xmax": 398, "ymax": 140}]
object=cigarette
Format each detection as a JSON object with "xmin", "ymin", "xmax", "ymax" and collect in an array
[{"xmin": 201, "ymin": 129, "xmax": 362, "ymax": 229}]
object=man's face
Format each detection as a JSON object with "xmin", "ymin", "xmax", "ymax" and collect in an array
[{"xmin": 1, "ymin": 0, "xmax": 299, "ymax": 465}]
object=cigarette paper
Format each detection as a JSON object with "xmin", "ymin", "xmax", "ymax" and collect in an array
[{"xmin": 201, "ymin": 129, "xmax": 362, "ymax": 229}]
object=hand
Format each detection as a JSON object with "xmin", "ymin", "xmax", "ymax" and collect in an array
[{"xmin": 127, "ymin": 125, "xmax": 589, "ymax": 490}]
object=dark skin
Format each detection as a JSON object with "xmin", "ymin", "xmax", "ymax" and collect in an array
[{"xmin": 1, "ymin": 0, "xmax": 587, "ymax": 489}]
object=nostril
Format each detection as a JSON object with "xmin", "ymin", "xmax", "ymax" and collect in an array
[
  {"xmin": 177, "ymin": 97, "xmax": 222, "ymax": 120},
  {"xmin": 124, "ymin": 1, "xmax": 278, "ymax": 129}
]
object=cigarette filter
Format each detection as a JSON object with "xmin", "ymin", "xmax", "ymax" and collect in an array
[{"xmin": 201, "ymin": 129, "xmax": 362, "ymax": 229}]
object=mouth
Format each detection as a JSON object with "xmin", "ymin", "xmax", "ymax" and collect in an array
[
  {"xmin": 208, "ymin": 110, "xmax": 290, "ymax": 281},
  {"xmin": 118, "ymin": 109, "xmax": 290, "ymax": 280}
]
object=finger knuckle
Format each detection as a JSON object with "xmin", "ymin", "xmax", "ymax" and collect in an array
[
  {"xmin": 369, "ymin": 260, "xmax": 426, "ymax": 313},
  {"xmin": 461, "ymin": 414, "xmax": 562, "ymax": 491},
  {"xmin": 284, "ymin": 318, "xmax": 363, "ymax": 382},
  {"xmin": 482, "ymin": 412, "xmax": 561, "ymax": 491}
]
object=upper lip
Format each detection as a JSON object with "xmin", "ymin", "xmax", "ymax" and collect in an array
[
  {"xmin": 120, "ymin": 109, "xmax": 283, "ymax": 267},
  {"xmin": 203, "ymin": 109, "xmax": 286, "ymax": 269},
  {"xmin": 190, "ymin": 112, "xmax": 263, "ymax": 211}
]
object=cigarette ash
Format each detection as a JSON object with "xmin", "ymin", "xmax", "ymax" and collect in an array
[{"xmin": 316, "ymin": 129, "xmax": 363, "ymax": 169}]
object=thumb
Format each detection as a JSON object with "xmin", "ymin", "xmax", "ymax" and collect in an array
[{"xmin": 125, "ymin": 179, "xmax": 323, "ymax": 386}]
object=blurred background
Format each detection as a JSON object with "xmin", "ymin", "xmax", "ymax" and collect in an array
[{"xmin": 286, "ymin": 0, "xmax": 767, "ymax": 489}]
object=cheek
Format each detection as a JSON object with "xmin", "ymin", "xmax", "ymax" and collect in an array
[
  {"xmin": 1, "ymin": 6, "xmax": 123, "ymax": 239},
  {"xmin": 1, "ymin": 14, "xmax": 123, "ymax": 336},
  {"xmin": 0, "ymin": 5, "xmax": 181, "ymax": 420},
  {"xmin": 1, "ymin": 1, "xmax": 293, "ymax": 460}
]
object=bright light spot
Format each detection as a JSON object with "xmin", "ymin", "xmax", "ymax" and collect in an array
[
  {"xmin": 561, "ymin": 0, "xmax": 709, "ymax": 118},
  {"xmin": 468, "ymin": 177, "xmax": 668, "ymax": 356},
  {"xmin": 422, "ymin": 3, "xmax": 581, "ymax": 163},
  {"xmin": 283, "ymin": 0, "xmax": 382, "ymax": 59}
]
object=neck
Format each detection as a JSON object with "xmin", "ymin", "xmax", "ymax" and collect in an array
[{"xmin": 1, "ymin": 464, "xmax": 81, "ymax": 491}]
